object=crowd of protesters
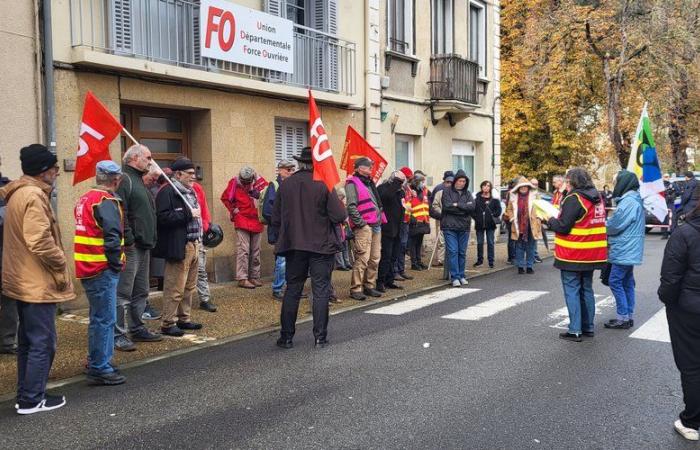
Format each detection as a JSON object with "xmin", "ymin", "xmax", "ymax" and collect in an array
[{"xmin": 0, "ymin": 143, "xmax": 699, "ymax": 442}]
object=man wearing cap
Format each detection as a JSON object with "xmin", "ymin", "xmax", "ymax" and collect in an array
[
  {"xmin": 114, "ymin": 144, "xmax": 162, "ymax": 352},
  {"xmin": 261, "ymin": 159, "xmax": 296, "ymax": 300},
  {"xmin": 74, "ymin": 161, "xmax": 127, "ymax": 386},
  {"xmin": 429, "ymin": 171, "xmax": 454, "ymax": 267},
  {"xmin": 1, "ymin": 144, "xmax": 74, "ymax": 414},
  {"xmin": 272, "ymin": 147, "xmax": 347, "ymax": 348},
  {"xmin": 153, "ymin": 158, "xmax": 203, "ymax": 336},
  {"xmin": 345, "ymin": 157, "xmax": 384, "ymax": 300},
  {"xmin": 221, "ymin": 166, "xmax": 264, "ymax": 289}
]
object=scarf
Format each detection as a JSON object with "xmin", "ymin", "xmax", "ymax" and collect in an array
[
  {"xmin": 517, "ymin": 192, "xmax": 530, "ymax": 241},
  {"xmin": 173, "ymin": 179, "xmax": 202, "ymax": 241}
]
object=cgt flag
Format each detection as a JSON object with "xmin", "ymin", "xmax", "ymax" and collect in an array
[
  {"xmin": 73, "ymin": 91, "xmax": 123, "ymax": 185},
  {"xmin": 308, "ymin": 90, "xmax": 340, "ymax": 191},
  {"xmin": 340, "ymin": 126, "xmax": 388, "ymax": 183},
  {"xmin": 627, "ymin": 103, "xmax": 667, "ymax": 223}
]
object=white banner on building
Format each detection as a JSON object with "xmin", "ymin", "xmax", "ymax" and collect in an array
[{"xmin": 200, "ymin": 0, "xmax": 294, "ymax": 73}]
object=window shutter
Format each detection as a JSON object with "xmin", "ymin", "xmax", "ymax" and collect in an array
[
  {"xmin": 274, "ymin": 122, "xmax": 285, "ymax": 163},
  {"xmin": 192, "ymin": 0, "xmax": 201, "ymax": 64},
  {"xmin": 294, "ymin": 124, "xmax": 308, "ymax": 157},
  {"xmin": 265, "ymin": 0, "xmax": 286, "ymax": 17},
  {"xmin": 112, "ymin": 0, "xmax": 133, "ymax": 53},
  {"xmin": 311, "ymin": 0, "xmax": 339, "ymax": 92}
]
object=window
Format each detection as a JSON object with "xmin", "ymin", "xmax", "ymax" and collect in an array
[
  {"xmin": 452, "ymin": 140, "xmax": 475, "ymax": 186},
  {"xmin": 431, "ymin": 0, "xmax": 454, "ymax": 54},
  {"xmin": 120, "ymin": 106, "xmax": 190, "ymax": 168},
  {"xmin": 388, "ymin": 0, "xmax": 415, "ymax": 55},
  {"xmin": 469, "ymin": 0, "xmax": 487, "ymax": 79},
  {"xmin": 274, "ymin": 119, "xmax": 309, "ymax": 166},
  {"xmin": 395, "ymin": 135, "xmax": 415, "ymax": 169},
  {"xmin": 286, "ymin": 0, "xmax": 307, "ymax": 25}
]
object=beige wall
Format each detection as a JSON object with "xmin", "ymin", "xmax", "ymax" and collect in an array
[
  {"xmin": 53, "ymin": 69, "xmax": 363, "ymax": 308},
  {"xmin": 0, "ymin": 0, "xmax": 42, "ymax": 179}
]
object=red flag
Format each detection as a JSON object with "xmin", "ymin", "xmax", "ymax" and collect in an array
[
  {"xmin": 73, "ymin": 91, "xmax": 123, "ymax": 185},
  {"xmin": 308, "ymin": 90, "xmax": 340, "ymax": 191},
  {"xmin": 340, "ymin": 126, "xmax": 388, "ymax": 183}
]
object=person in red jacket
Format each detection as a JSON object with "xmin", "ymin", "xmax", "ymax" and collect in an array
[
  {"xmin": 192, "ymin": 182, "xmax": 216, "ymax": 312},
  {"xmin": 221, "ymin": 166, "xmax": 264, "ymax": 289}
]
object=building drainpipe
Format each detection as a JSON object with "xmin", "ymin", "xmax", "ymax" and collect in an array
[
  {"xmin": 41, "ymin": 0, "xmax": 57, "ymax": 210},
  {"xmin": 491, "ymin": 94, "xmax": 501, "ymax": 185}
]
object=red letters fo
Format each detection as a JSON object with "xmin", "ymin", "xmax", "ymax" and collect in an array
[{"xmin": 205, "ymin": 6, "xmax": 235, "ymax": 51}]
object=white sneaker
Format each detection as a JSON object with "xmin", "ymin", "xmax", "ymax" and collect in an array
[
  {"xmin": 675, "ymin": 419, "xmax": 699, "ymax": 441},
  {"xmin": 451, "ymin": 279, "xmax": 461, "ymax": 287},
  {"xmin": 459, "ymin": 278, "xmax": 469, "ymax": 286},
  {"xmin": 16, "ymin": 394, "xmax": 66, "ymax": 415}
]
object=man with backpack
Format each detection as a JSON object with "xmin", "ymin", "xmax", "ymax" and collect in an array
[{"xmin": 260, "ymin": 159, "xmax": 296, "ymax": 300}]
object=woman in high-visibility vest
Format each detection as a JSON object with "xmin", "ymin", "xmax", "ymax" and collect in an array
[{"xmin": 546, "ymin": 167, "xmax": 607, "ymax": 343}]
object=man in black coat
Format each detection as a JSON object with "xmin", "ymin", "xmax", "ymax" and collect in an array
[
  {"xmin": 376, "ymin": 171, "xmax": 407, "ymax": 292},
  {"xmin": 272, "ymin": 147, "xmax": 348, "ymax": 349},
  {"xmin": 153, "ymin": 158, "xmax": 204, "ymax": 337}
]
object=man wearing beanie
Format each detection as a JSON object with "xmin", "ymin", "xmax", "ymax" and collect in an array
[
  {"xmin": 1, "ymin": 144, "xmax": 74, "ymax": 414},
  {"xmin": 114, "ymin": 144, "xmax": 162, "ymax": 352},
  {"xmin": 345, "ymin": 157, "xmax": 384, "ymax": 300},
  {"xmin": 153, "ymin": 157, "xmax": 204, "ymax": 336}
]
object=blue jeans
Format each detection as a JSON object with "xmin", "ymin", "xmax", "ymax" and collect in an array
[
  {"xmin": 272, "ymin": 256, "xmax": 286, "ymax": 294},
  {"xmin": 609, "ymin": 264, "xmax": 635, "ymax": 321},
  {"xmin": 443, "ymin": 230, "xmax": 468, "ymax": 281},
  {"xmin": 560, "ymin": 270, "xmax": 595, "ymax": 335},
  {"xmin": 16, "ymin": 301, "xmax": 57, "ymax": 404},
  {"xmin": 83, "ymin": 269, "xmax": 120, "ymax": 375},
  {"xmin": 516, "ymin": 236, "xmax": 537, "ymax": 269},
  {"xmin": 475, "ymin": 228, "xmax": 495, "ymax": 265}
]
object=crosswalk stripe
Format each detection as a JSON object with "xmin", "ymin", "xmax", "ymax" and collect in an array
[
  {"xmin": 366, "ymin": 288, "xmax": 481, "ymax": 315},
  {"xmin": 442, "ymin": 290, "xmax": 549, "ymax": 321},
  {"xmin": 630, "ymin": 308, "xmax": 670, "ymax": 343},
  {"xmin": 547, "ymin": 295, "xmax": 614, "ymax": 330}
]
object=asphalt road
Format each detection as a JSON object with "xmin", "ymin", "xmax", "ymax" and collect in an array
[{"xmin": 0, "ymin": 237, "xmax": 694, "ymax": 449}]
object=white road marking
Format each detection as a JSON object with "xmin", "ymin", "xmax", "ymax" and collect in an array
[
  {"xmin": 548, "ymin": 295, "xmax": 614, "ymax": 330},
  {"xmin": 630, "ymin": 308, "xmax": 670, "ymax": 343},
  {"xmin": 442, "ymin": 290, "xmax": 549, "ymax": 321},
  {"xmin": 366, "ymin": 288, "xmax": 481, "ymax": 315}
]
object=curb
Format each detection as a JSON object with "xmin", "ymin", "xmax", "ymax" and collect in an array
[{"xmin": 0, "ymin": 256, "xmax": 547, "ymax": 405}]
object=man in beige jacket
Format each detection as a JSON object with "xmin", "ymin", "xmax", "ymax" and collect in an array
[{"xmin": 0, "ymin": 144, "xmax": 75, "ymax": 415}]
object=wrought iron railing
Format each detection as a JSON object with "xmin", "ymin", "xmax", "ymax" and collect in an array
[
  {"xmin": 69, "ymin": 0, "xmax": 356, "ymax": 95},
  {"xmin": 428, "ymin": 54, "xmax": 480, "ymax": 105}
]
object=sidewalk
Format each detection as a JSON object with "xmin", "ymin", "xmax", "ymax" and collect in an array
[{"xmin": 0, "ymin": 238, "xmax": 550, "ymax": 397}]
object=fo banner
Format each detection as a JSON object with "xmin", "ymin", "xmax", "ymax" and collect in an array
[{"xmin": 200, "ymin": 0, "xmax": 294, "ymax": 73}]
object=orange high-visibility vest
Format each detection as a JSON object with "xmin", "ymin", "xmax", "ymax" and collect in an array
[
  {"xmin": 74, "ymin": 189, "xmax": 125, "ymax": 279},
  {"xmin": 410, "ymin": 195, "xmax": 430, "ymax": 223},
  {"xmin": 554, "ymin": 193, "xmax": 607, "ymax": 264}
]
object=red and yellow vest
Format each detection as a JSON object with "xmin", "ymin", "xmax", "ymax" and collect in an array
[
  {"xmin": 74, "ymin": 188, "xmax": 125, "ymax": 279},
  {"xmin": 346, "ymin": 176, "xmax": 386, "ymax": 228},
  {"xmin": 409, "ymin": 189, "xmax": 430, "ymax": 224},
  {"xmin": 554, "ymin": 193, "xmax": 607, "ymax": 264}
]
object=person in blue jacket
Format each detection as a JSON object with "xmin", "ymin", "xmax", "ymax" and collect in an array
[{"xmin": 604, "ymin": 170, "xmax": 645, "ymax": 329}]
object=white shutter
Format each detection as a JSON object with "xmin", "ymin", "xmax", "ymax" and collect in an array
[
  {"xmin": 294, "ymin": 124, "xmax": 308, "ymax": 158},
  {"xmin": 274, "ymin": 123, "xmax": 285, "ymax": 162},
  {"xmin": 112, "ymin": 0, "xmax": 133, "ymax": 53},
  {"xmin": 266, "ymin": 0, "xmax": 286, "ymax": 17},
  {"xmin": 311, "ymin": 0, "xmax": 339, "ymax": 92},
  {"xmin": 274, "ymin": 119, "xmax": 309, "ymax": 164},
  {"xmin": 192, "ymin": 0, "xmax": 201, "ymax": 64}
]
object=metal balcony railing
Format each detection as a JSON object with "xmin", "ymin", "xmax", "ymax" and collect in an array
[
  {"xmin": 69, "ymin": 0, "xmax": 356, "ymax": 96},
  {"xmin": 428, "ymin": 54, "xmax": 480, "ymax": 105}
]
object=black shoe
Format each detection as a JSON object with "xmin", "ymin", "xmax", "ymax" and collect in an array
[
  {"xmin": 399, "ymin": 272, "xmax": 414, "ymax": 280},
  {"xmin": 489, "ymin": 263, "xmax": 494, "ymax": 269},
  {"xmin": 87, "ymin": 371, "xmax": 126, "ymax": 386},
  {"xmin": 604, "ymin": 320, "xmax": 631, "ymax": 329},
  {"xmin": 418, "ymin": 263, "xmax": 429, "ymax": 270},
  {"xmin": 410, "ymin": 265, "xmax": 424, "ymax": 271},
  {"xmin": 114, "ymin": 335, "xmax": 136, "ymax": 352},
  {"xmin": 607, "ymin": 318, "xmax": 635, "ymax": 327},
  {"xmin": 199, "ymin": 301, "xmax": 217, "ymax": 313},
  {"xmin": 518, "ymin": 268, "xmax": 525, "ymax": 274},
  {"xmin": 350, "ymin": 291, "xmax": 367, "ymax": 301},
  {"xmin": 375, "ymin": 285, "xmax": 387, "ymax": 293},
  {"xmin": 272, "ymin": 291, "xmax": 284, "ymax": 301},
  {"xmin": 386, "ymin": 283, "xmax": 404, "ymax": 290},
  {"xmin": 473, "ymin": 261, "xmax": 483, "ymax": 267},
  {"xmin": 582, "ymin": 331, "xmax": 595, "ymax": 338},
  {"xmin": 527, "ymin": 268, "xmax": 535, "ymax": 274},
  {"xmin": 176, "ymin": 321, "xmax": 203, "ymax": 330},
  {"xmin": 363, "ymin": 288, "xmax": 382, "ymax": 298},
  {"xmin": 314, "ymin": 338, "xmax": 329, "ymax": 348},
  {"xmin": 160, "ymin": 326, "xmax": 185, "ymax": 337},
  {"xmin": 394, "ymin": 274, "xmax": 407, "ymax": 281},
  {"xmin": 17, "ymin": 394, "xmax": 66, "ymax": 415},
  {"xmin": 559, "ymin": 332, "xmax": 583, "ymax": 342},
  {"xmin": 276, "ymin": 338, "xmax": 293, "ymax": 349},
  {"xmin": 130, "ymin": 329, "xmax": 163, "ymax": 342},
  {"xmin": 534, "ymin": 257, "xmax": 543, "ymax": 263}
]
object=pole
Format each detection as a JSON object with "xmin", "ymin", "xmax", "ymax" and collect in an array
[
  {"xmin": 427, "ymin": 230, "xmax": 439, "ymax": 271},
  {"xmin": 121, "ymin": 127, "xmax": 195, "ymax": 211}
]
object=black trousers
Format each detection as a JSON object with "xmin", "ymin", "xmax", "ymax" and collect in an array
[
  {"xmin": 280, "ymin": 251, "xmax": 335, "ymax": 341},
  {"xmin": 378, "ymin": 234, "xmax": 401, "ymax": 287},
  {"xmin": 667, "ymin": 305, "xmax": 700, "ymax": 429},
  {"xmin": 408, "ymin": 234, "xmax": 424, "ymax": 266}
]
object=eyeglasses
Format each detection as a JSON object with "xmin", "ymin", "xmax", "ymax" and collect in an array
[{"xmin": 182, "ymin": 170, "xmax": 196, "ymax": 176}]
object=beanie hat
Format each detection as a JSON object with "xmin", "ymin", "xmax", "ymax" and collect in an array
[
  {"xmin": 239, "ymin": 166, "xmax": 256, "ymax": 182},
  {"xmin": 399, "ymin": 167, "xmax": 413, "ymax": 179},
  {"xmin": 354, "ymin": 157, "xmax": 373, "ymax": 170},
  {"xmin": 170, "ymin": 157, "xmax": 195, "ymax": 172},
  {"xmin": 443, "ymin": 170, "xmax": 455, "ymax": 181},
  {"xmin": 20, "ymin": 144, "xmax": 57, "ymax": 176}
]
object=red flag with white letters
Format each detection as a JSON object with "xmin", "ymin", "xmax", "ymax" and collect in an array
[
  {"xmin": 73, "ymin": 91, "xmax": 123, "ymax": 185},
  {"xmin": 308, "ymin": 90, "xmax": 340, "ymax": 191}
]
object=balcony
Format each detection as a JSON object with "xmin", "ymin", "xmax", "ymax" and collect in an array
[
  {"xmin": 69, "ymin": 0, "xmax": 356, "ymax": 96},
  {"xmin": 428, "ymin": 54, "xmax": 480, "ymax": 106}
]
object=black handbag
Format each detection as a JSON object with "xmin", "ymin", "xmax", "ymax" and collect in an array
[
  {"xmin": 485, "ymin": 201, "xmax": 502, "ymax": 226},
  {"xmin": 600, "ymin": 263, "xmax": 612, "ymax": 286}
]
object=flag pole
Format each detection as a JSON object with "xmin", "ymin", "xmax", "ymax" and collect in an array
[{"xmin": 121, "ymin": 126, "xmax": 195, "ymax": 212}]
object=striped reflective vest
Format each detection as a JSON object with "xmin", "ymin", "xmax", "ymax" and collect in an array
[
  {"xmin": 409, "ymin": 190, "xmax": 430, "ymax": 223},
  {"xmin": 74, "ymin": 188, "xmax": 125, "ymax": 279},
  {"xmin": 346, "ymin": 176, "xmax": 386, "ymax": 228},
  {"xmin": 554, "ymin": 193, "xmax": 607, "ymax": 264}
]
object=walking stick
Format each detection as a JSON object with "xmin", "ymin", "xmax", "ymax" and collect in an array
[{"xmin": 427, "ymin": 229, "xmax": 440, "ymax": 271}]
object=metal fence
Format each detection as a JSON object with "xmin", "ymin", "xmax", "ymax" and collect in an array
[
  {"xmin": 70, "ymin": 0, "xmax": 356, "ymax": 95},
  {"xmin": 428, "ymin": 54, "xmax": 480, "ymax": 105}
]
